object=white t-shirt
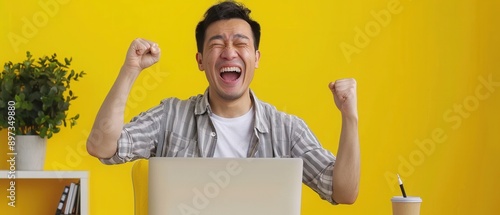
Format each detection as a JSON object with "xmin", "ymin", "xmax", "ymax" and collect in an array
[{"xmin": 210, "ymin": 108, "xmax": 254, "ymax": 158}]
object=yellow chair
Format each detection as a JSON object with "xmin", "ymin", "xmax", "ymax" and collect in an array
[{"xmin": 131, "ymin": 159, "xmax": 149, "ymax": 215}]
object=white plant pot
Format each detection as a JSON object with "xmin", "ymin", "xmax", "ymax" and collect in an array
[{"xmin": 16, "ymin": 135, "xmax": 47, "ymax": 171}]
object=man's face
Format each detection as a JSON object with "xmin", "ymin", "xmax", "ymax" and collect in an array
[{"xmin": 196, "ymin": 18, "xmax": 260, "ymax": 102}]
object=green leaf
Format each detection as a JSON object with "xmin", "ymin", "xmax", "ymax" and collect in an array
[
  {"xmin": 48, "ymin": 86, "xmax": 57, "ymax": 96},
  {"xmin": 3, "ymin": 78, "xmax": 13, "ymax": 92},
  {"xmin": 40, "ymin": 127, "xmax": 48, "ymax": 137},
  {"xmin": 68, "ymin": 70, "xmax": 75, "ymax": 80},
  {"xmin": 19, "ymin": 93, "xmax": 26, "ymax": 100},
  {"xmin": 53, "ymin": 127, "xmax": 60, "ymax": 133},
  {"xmin": 64, "ymin": 57, "xmax": 72, "ymax": 66},
  {"xmin": 23, "ymin": 59, "xmax": 31, "ymax": 67},
  {"xmin": 57, "ymin": 85, "xmax": 65, "ymax": 92}
]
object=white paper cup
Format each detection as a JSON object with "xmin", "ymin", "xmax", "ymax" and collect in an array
[{"xmin": 391, "ymin": 196, "xmax": 422, "ymax": 215}]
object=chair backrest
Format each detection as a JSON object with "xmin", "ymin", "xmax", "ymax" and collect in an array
[{"xmin": 131, "ymin": 159, "xmax": 149, "ymax": 215}]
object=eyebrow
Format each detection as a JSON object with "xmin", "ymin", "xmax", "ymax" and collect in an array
[
  {"xmin": 234, "ymin": 34, "xmax": 250, "ymax": 40},
  {"xmin": 207, "ymin": 34, "xmax": 250, "ymax": 43}
]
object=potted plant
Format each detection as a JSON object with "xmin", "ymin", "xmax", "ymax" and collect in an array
[{"xmin": 0, "ymin": 51, "xmax": 86, "ymax": 170}]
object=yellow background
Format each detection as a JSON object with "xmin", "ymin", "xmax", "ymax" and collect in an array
[{"xmin": 1, "ymin": 0, "xmax": 499, "ymax": 214}]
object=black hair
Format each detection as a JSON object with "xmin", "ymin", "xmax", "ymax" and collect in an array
[{"xmin": 195, "ymin": 1, "xmax": 261, "ymax": 53}]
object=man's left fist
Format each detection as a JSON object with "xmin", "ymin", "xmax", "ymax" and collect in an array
[{"xmin": 329, "ymin": 78, "xmax": 358, "ymax": 118}]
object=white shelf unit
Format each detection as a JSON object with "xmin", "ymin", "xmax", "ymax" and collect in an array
[{"xmin": 0, "ymin": 170, "xmax": 89, "ymax": 215}]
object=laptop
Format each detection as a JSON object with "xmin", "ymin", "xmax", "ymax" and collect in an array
[{"xmin": 148, "ymin": 157, "xmax": 303, "ymax": 215}]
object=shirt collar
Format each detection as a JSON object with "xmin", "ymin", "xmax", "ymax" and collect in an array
[
  {"xmin": 194, "ymin": 89, "xmax": 211, "ymax": 116},
  {"xmin": 194, "ymin": 88, "xmax": 269, "ymax": 134}
]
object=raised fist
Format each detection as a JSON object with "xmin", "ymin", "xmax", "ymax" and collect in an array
[
  {"xmin": 123, "ymin": 38, "xmax": 161, "ymax": 73},
  {"xmin": 329, "ymin": 78, "xmax": 358, "ymax": 118}
]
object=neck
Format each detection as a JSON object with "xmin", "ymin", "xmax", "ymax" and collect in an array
[{"xmin": 209, "ymin": 89, "xmax": 253, "ymax": 118}]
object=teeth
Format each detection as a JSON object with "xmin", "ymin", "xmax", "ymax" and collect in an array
[{"xmin": 220, "ymin": 67, "xmax": 241, "ymax": 73}]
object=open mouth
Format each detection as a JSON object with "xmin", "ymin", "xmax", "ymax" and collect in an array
[{"xmin": 220, "ymin": 66, "xmax": 241, "ymax": 82}]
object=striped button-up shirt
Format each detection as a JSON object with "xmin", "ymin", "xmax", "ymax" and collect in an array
[{"xmin": 100, "ymin": 90, "xmax": 337, "ymax": 204}]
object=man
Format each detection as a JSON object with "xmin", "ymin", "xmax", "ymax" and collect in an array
[{"xmin": 87, "ymin": 1, "xmax": 359, "ymax": 205}]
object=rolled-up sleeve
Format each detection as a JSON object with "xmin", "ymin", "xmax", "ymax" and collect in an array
[
  {"xmin": 99, "ymin": 103, "xmax": 164, "ymax": 165},
  {"xmin": 301, "ymin": 148, "xmax": 337, "ymax": 204},
  {"xmin": 292, "ymin": 118, "xmax": 337, "ymax": 204}
]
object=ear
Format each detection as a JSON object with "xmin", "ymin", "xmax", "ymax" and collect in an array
[
  {"xmin": 196, "ymin": 52, "xmax": 204, "ymax": 71},
  {"xmin": 255, "ymin": 50, "xmax": 261, "ymax": 68}
]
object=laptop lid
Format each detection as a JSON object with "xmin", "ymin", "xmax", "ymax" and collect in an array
[{"xmin": 148, "ymin": 157, "xmax": 303, "ymax": 215}]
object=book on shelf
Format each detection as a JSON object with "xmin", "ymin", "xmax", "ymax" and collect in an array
[
  {"xmin": 55, "ymin": 186, "xmax": 70, "ymax": 215},
  {"xmin": 74, "ymin": 185, "xmax": 81, "ymax": 215},
  {"xmin": 64, "ymin": 182, "xmax": 76, "ymax": 214},
  {"xmin": 56, "ymin": 180, "xmax": 80, "ymax": 215},
  {"xmin": 70, "ymin": 183, "xmax": 80, "ymax": 214}
]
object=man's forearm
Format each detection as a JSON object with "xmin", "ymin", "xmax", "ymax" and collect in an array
[
  {"xmin": 86, "ymin": 67, "xmax": 139, "ymax": 159},
  {"xmin": 332, "ymin": 114, "xmax": 360, "ymax": 204}
]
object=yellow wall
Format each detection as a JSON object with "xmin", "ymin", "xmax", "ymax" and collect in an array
[{"xmin": 1, "ymin": 0, "xmax": 499, "ymax": 214}]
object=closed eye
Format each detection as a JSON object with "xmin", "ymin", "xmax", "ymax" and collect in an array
[
  {"xmin": 234, "ymin": 42, "xmax": 248, "ymax": 47},
  {"xmin": 209, "ymin": 43, "xmax": 225, "ymax": 49}
]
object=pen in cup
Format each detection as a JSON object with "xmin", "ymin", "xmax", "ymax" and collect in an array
[{"xmin": 397, "ymin": 174, "xmax": 407, "ymax": 198}]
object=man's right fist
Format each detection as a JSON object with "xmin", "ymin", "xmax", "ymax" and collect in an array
[{"xmin": 123, "ymin": 38, "xmax": 161, "ymax": 73}]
